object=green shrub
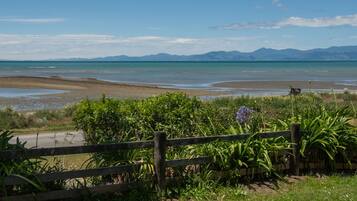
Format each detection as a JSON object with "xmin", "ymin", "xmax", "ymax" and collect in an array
[
  {"xmin": 0, "ymin": 107, "xmax": 75, "ymax": 130},
  {"xmin": 72, "ymin": 92, "xmax": 356, "ymax": 189},
  {"xmin": 0, "ymin": 130, "xmax": 66, "ymax": 196},
  {"xmin": 192, "ymin": 134, "xmax": 289, "ymax": 180},
  {"xmin": 63, "ymin": 104, "xmax": 78, "ymax": 117},
  {"xmin": 0, "ymin": 130, "xmax": 44, "ymax": 195},
  {"xmin": 134, "ymin": 92, "xmax": 202, "ymax": 139},
  {"xmin": 0, "ymin": 108, "xmax": 33, "ymax": 129},
  {"xmin": 275, "ymin": 105, "xmax": 357, "ymax": 165},
  {"xmin": 73, "ymin": 97, "xmax": 135, "ymax": 144},
  {"xmin": 73, "ymin": 93, "xmax": 204, "ymax": 143},
  {"xmin": 300, "ymin": 107, "xmax": 357, "ymax": 164}
]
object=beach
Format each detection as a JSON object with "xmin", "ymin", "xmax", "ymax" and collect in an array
[
  {"xmin": 0, "ymin": 76, "xmax": 220, "ymax": 110},
  {"xmin": 1, "ymin": 61, "xmax": 357, "ymax": 110},
  {"xmin": 213, "ymin": 80, "xmax": 357, "ymax": 90},
  {"xmin": 1, "ymin": 76, "xmax": 357, "ymax": 110}
]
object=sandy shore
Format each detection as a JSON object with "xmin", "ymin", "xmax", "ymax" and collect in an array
[
  {"xmin": 0, "ymin": 76, "xmax": 220, "ymax": 110},
  {"xmin": 213, "ymin": 80, "xmax": 357, "ymax": 91},
  {"xmin": 1, "ymin": 77, "xmax": 356, "ymax": 110}
]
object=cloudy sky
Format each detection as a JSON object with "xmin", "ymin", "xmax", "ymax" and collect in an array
[{"xmin": 1, "ymin": 0, "xmax": 357, "ymax": 60}]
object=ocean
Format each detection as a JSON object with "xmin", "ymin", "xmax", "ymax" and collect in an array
[{"xmin": 0, "ymin": 61, "xmax": 357, "ymax": 97}]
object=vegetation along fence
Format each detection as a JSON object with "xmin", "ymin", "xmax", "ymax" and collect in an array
[{"xmin": 1, "ymin": 124, "xmax": 356, "ymax": 201}]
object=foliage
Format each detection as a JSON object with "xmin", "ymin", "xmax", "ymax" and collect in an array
[
  {"xmin": 134, "ymin": 92, "xmax": 202, "ymax": 139},
  {"xmin": 2, "ymin": 92, "xmax": 356, "ymax": 199},
  {"xmin": 73, "ymin": 97, "xmax": 135, "ymax": 144},
  {"xmin": 73, "ymin": 93, "xmax": 204, "ymax": 143},
  {"xmin": 0, "ymin": 130, "xmax": 44, "ymax": 195},
  {"xmin": 0, "ymin": 107, "xmax": 74, "ymax": 131},
  {"xmin": 73, "ymin": 92, "xmax": 357, "ymax": 174},
  {"xmin": 0, "ymin": 130, "xmax": 66, "ymax": 196},
  {"xmin": 179, "ymin": 169, "xmax": 218, "ymax": 201},
  {"xmin": 191, "ymin": 134, "xmax": 289, "ymax": 180},
  {"xmin": 275, "ymin": 106, "xmax": 357, "ymax": 165},
  {"xmin": 0, "ymin": 108, "xmax": 33, "ymax": 129}
]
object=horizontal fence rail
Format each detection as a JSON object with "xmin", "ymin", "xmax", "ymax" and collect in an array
[
  {"xmin": 0, "ymin": 140, "xmax": 154, "ymax": 159},
  {"xmin": 4, "ymin": 163, "xmax": 143, "ymax": 186},
  {"xmin": 0, "ymin": 131, "xmax": 290, "ymax": 160}
]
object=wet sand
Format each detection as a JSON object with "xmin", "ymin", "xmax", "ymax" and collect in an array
[
  {"xmin": 213, "ymin": 80, "xmax": 357, "ymax": 91},
  {"xmin": 0, "ymin": 76, "xmax": 220, "ymax": 110},
  {"xmin": 1, "ymin": 77, "xmax": 356, "ymax": 110}
]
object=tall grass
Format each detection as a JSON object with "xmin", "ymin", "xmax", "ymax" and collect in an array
[
  {"xmin": 0, "ymin": 106, "xmax": 75, "ymax": 131},
  {"xmin": 0, "ymin": 130, "xmax": 68, "ymax": 196}
]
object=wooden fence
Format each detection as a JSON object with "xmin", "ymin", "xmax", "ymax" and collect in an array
[{"xmin": 0, "ymin": 124, "xmax": 354, "ymax": 201}]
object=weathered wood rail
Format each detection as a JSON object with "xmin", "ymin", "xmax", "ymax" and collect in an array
[{"xmin": 0, "ymin": 124, "xmax": 314, "ymax": 201}]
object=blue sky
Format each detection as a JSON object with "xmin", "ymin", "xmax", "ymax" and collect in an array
[{"xmin": 1, "ymin": 0, "xmax": 357, "ymax": 59}]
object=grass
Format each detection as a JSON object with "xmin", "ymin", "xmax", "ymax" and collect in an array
[
  {"xmin": 0, "ymin": 105, "xmax": 75, "ymax": 132},
  {"xmin": 43, "ymin": 154, "xmax": 91, "ymax": 170},
  {"xmin": 0, "ymin": 92, "xmax": 355, "ymax": 136},
  {"xmin": 180, "ymin": 174, "xmax": 357, "ymax": 201}
]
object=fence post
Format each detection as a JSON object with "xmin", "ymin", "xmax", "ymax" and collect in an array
[
  {"xmin": 290, "ymin": 123, "xmax": 301, "ymax": 175},
  {"xmin": 154, "ymin": 131, "xmax": 166, "ymax": 190}
]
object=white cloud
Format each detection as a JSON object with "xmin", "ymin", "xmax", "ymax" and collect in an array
[
  {"xmin": 220, "ymin": 14, "xmax": 357, "ymax": 30},
  {"xmin": 0, "ymin": 17, "xmax": 64, "ymax": 24},
  {"xmin": 278, "ymin": 15, "xmax": 357, "ymax": 27},
  {"xmin": 272, "ymin": 0, "xmax": 283, "ymax": 8},
  {"xmin": 167, "ymin": 38, "xmax": 197, "ymax": 44},
  {"xmin": 0, "ymin": 34, "xmax": 268, "ymax": 60}
]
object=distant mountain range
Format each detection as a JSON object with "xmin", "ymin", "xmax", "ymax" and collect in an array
[{"xmin": 63, "ymin": 45, "xmax": 357, "ymax": 61}]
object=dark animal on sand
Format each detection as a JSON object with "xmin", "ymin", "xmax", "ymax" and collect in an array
[{"xmin": 289, "ymin": 88, "xmax": 301, "ymax": 95}]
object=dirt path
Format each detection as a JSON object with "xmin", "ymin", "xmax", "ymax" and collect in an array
[{"xmin": 12, "ymin": 130, "xmax": 85, "ymax": 148}]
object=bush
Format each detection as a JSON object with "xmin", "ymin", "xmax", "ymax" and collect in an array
[
  {"xmin": 0, "ymin": 108, "xmax": 33, "ymax": 129},
  {"xmin": 0, "ymin": 130, "xmax": 66, "ymax": 196},
  {"xmin": 0, "ymin": 130, "xmax": 44, "ymax": 195},
  {"xmin": 191, "ymin": 134, "xmax": 289, "ymax": 181},
  {"xmin": 73, "ymin": 97, "xmax": 135, "ymax": 144},
  {"xmin": 73, "ymin": 92, "xmax": 357, "ymax": 183},
  {"xmin": 274, "ymin": 105, "xmax": 357, "ymax": 166},
  {"xmin": 0, "ymin": 107, "xmax": 75, "ymax": 130},
  {"xmin": 134, "ymin": 92, "xmax": 202, "ymax": 139},
  {"xmin": 73, "ymin": 93, "xmax": 204, "ymax": 143}
]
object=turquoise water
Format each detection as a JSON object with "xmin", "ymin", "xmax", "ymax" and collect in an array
[{"xmin": 0, "ymin": 61, "xmax": 357, "ymax": 89}]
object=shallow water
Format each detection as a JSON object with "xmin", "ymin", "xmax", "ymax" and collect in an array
[
  {"xmin": 1, "ymin": 61, "xmax": 357, "ymax": 89},
  {"xmin": 0, "ymin": 61, "xmax": 357, "ymax": 99},
  {"xmin": 0, "ymin": 88, "xmax": 67, "ymax": 98}
]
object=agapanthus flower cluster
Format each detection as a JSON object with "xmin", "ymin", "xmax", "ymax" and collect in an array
[{"xmin": 236, "ymin": 106, "xmax": 254, "ymax": 124}]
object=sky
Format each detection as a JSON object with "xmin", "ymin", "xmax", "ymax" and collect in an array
[{"xmin": 1, "ymin": 0, "xmax": 357, "ymax": 60}]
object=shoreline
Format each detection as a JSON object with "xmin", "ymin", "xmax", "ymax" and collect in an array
[
  {"xmin": 212, "ymin": 80, "xmax": 357, "ymax": 91},
  {"xmin": 0, "ymin": 76, "xmax": 222, "ymax": 110},
  {"xmin": 1, "ymin": 76, "xmax": 357, "ymax": 110}
]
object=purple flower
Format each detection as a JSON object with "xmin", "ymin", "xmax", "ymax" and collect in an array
[{"xmin": 236, "ymin": 106, "xmax": 254, "ymax": 124}]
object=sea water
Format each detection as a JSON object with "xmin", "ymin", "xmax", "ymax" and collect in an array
[
  {"xmin": 0, "ymin": 61, "xmax": 357, "ymax": 96},
  {"xmin": 0, "ymin": 88, "xmax": 67, "ymax": 98}
]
